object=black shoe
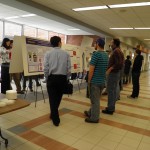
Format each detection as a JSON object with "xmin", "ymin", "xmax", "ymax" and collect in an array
[
  {"xmin": 52, "ymin": 119, "xmax": 60, "ymax": 127},
  {"xmin": 17, "ymin": 91, "xmax": 24, "ymax": 94},
  {"xmin": 85, "ymin": 118, "xmax": 99, "ymax": 123},
  {"xmin": 102, "ymin": 109, "xmax": 114, "ymax": 115},
  {"xmin": 30, "ymin": 89, "xmax": 33, "ymax": 92},
  {"xmin": 84, "ymin": 111, "xmax": 90, "ymax": 118},
  {"xmin": 102, "ymin": 92, "xmax": 107, "ymax": 95},
  {"xmin": 36, "ymin": 83, "xmax": 41, "ymax": 86}
]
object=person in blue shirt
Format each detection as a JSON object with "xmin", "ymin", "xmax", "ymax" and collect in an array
[{"xmin": 44, "ymin": 36, "xmax": 71, "ymax": 126}]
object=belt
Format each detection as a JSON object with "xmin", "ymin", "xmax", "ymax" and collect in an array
[{"xmin": 2, "ymin": 63, "xmax": 10, "ymax": 64}]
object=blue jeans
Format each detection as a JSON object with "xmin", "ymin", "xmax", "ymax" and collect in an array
[
  {"xmin": 107, "ymin": 72, "xmax": 120, "ymax": 111},
  {"xmin": 87, "ymin": 83, "xmax": 104, "ymax": 121}
]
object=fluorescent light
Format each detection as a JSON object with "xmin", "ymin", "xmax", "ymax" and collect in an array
[
  {"xmin": 135, "ymin": 28, "xmax": 150, "ymax": 29},
  {"xmin": 21, "ymin": 14, "xmax": 36, "ymax": 17},
  {"xmin": 144, "ymin": 39, "xmax": 150, "ymax": 40},
  {"xmin": 67, "ymin": 28, "xmax": 80, "ymax": 31},
  {"xmin": 110, "ymin": 28, "xmax": 133, "ymax": 30},
  {"xmin": 72, "ymin": 5, "xmax": 108, "ymax": 11},
  {"xmin": 109, "ymin": 2, "xmax": 150, "ymax": 8},
  {"xmin": 5, "ymin": 16, "xmax": 20, "ymax": 20}
]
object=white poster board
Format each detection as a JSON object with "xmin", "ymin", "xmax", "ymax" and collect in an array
[
  {"xmin": 9, "ymin": 36, "xmax": 24, "ymax": 73},
  {"xmin": 62, "ymin": 44, "xmax": 83, "ymax": 73},
  {"xmin": 10, "ymin": 36, "xmax": 94, "ymax": 76},
  {"xmin": 10, "ymin": 36, "xmax": 51, "ymax": 76}
]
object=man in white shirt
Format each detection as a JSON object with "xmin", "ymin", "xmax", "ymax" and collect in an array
[{"xmin": 44, "ymin": 36, "xmax": 71, "ymax": 126}]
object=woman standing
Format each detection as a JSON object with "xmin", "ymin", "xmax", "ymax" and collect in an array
[{"xmin": 0, "ymin": 38, "xmax": 11, "ymax": 94}]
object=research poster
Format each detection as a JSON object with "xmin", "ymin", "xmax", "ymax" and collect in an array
[
  {"xmin": 26, "ymin": 37, "xmax": 51, "ymax": 74},
  {"xmin": 83, "ymin": 46, "xmax": 95, "ymax": 71},
  {"xmin": 62, "ymin": 44, "xmax": 83, "ymax": 73}
]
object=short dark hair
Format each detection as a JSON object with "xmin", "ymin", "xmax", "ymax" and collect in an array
[
  {"xmin": 136, "ymin": 49, "xmax": 141, "ymax": 55},
  {"xmin": 113, "ymin": 38, "xmax": 120, "ymax": 47},
  {"xmin": 126, "ymin": 55, "xmax": 130, "ymax": 59},
  {"xmin": 1, "ymin": 38, "xmax": 10, "ymax": 49},
  {"xmin": 50, "ymin": 36, "xmax": 61, "ymax": 47},
  {"xmin": 96, "ymin": 38, "xmax": 105, "ymax": 49}
]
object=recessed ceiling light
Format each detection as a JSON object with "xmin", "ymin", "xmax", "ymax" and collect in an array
[
  {"xmin": 72, "ymin": 6, "xmax": 108, "ymax": 11},
  {"xmin": 67, "ymin": 28, "xmax": 80, "ymax": 31},
  {"xmin": 5, "ymin": 16, "xmax": 20, "ymax": 20},
  {"xmin": 21, "ymin": 14, "xmax": 36, "ymax": 17},
  {"xmin": 110, "ymin": 28, "xmax": 133, "ymax": 30},
  {"xmin": 109, "ymin": 2, "xmax": 150, "ymax": 8},
  {"xmin": 135, "ymin": 28, "xmax": 150, "ymax": 29},
  {"xmin": 144, "ymin": 39, "xmax": 150, "ymax": 40}
]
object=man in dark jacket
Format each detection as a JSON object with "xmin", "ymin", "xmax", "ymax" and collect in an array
[
  {"xmin": 123, "ymin": 55, "xmax": 132, "ymax": 84},
  {"xmin": 127, "ymin": 49, "xmax": 143, "ymax": 99}
]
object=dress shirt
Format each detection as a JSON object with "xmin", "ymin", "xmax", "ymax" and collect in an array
[{"xmin": 44, "ymin": 47, "xmax": 71, "ymax": 80}]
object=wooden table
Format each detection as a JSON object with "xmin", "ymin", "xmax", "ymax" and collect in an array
[{"xmin": 0, "ymin": 94, "xmax": 30, "ymax": 147}]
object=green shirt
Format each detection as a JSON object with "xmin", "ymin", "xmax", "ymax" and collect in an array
[{"xmin": 90, "ymin": 51, "xmax": 108, "ymax": 85}]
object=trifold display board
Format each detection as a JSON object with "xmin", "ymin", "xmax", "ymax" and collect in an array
[
  {"xmin": 9, "ymin": 36, "xmax": 51, "ymax": 76},
  {"xmin": 10, "ymin": 36, "xmax": 94, "ymax": 76}
]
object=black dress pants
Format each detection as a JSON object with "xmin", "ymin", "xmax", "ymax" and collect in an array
[
  {"xmin": 131, "ymin": 72, "xmax": 140, "ymax": 97},
  {"xmin": 47, "ymin": 75, "xmax": 67, "ymax": 125},
  {"xmin": 1, "ymin": 63, "xmax": 11, "ymax": 94}
]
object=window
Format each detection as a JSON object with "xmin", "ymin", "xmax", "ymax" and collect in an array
[
  {"xmin": 0, "ymin": 21, "xmax": 3, "ymax": 42},
  {"xmin": 24, "ymin": 25, "xmax": 36, "ymax": 37},
  {"xmin": 37, "ymin": 29, "xmax": 48, "ymax": 40},
  {"xmin": 5, "ymin": 22, "xmax": 22, "ymax": 36}
]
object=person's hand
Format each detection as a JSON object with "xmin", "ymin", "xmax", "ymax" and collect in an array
[{"xmin": 106, "ymin": 69, "xmax": 110, "ymax": 76}]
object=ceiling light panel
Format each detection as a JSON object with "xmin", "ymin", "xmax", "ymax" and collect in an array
[
  {"xmin": 72, "ymin": 5, "xmax": 108, "ymax": 11},
  {"xmin": 109, "ymin": 2, "xmax": 150, "ymax": 8},
  {"xmin": 110, "ymin": 28, "xmax": 133, "ymax": 29},
  {"xmin": 135, "ymin": 28, "xmax": 150, "ymax": 29}
]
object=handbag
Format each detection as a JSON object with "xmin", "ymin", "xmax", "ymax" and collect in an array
[{"xmin": 63, "ymin": 80, "xmax": 73, "ymax": 94}]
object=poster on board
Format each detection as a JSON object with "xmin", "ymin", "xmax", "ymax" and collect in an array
[
  {"xmin": 9, "ymin": 36, "xmax": 52, "ymax": 76},
  {"xmin": 62, "ymin": 44, "xmax": 83, "ymax": 73}
]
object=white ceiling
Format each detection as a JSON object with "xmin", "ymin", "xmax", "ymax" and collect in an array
[
  {"xmin": 0, "ymin": 3, "xmax": 93, "ymax": 35},
  {"xmin": 0, "ymin": 0, "xmax": 150, "ymax": 47},
  {"xmin": 30, "ymin": 0, "xmax": 150, "ymax": 46}
]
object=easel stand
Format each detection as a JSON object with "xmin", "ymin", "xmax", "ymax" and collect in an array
[
  {"xmin": 0, "ymin": 128, "xmax": 8, "ymax": 147},
  {"xmin": 72, "ymin": 78, "xmax": 80, "ymax": 93},
  {"xmin": 24, "ymin": 78, "xmax": 45, "ymax": 107}
]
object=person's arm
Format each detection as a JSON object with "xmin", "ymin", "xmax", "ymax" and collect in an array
[
  {"xmin": 43, "ymin": 52, "xmax": 49, "ymax": 81},
  {"xmin": 106, "ymin": 66, "xmax": 113, "ymax": 75},
  {"xmin": 88, "ymin": 65, "xmax": 95, "ymax": 83},
  {"xmin": 67, "ymin": 54, "xmax": 71, "ymax": 79}
]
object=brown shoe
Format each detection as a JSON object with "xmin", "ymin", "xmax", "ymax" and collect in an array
[{"xmin": 102, "ymin": 92, "xmax": 107, "ymax": 95}]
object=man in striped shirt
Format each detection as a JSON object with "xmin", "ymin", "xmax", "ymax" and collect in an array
[{"xmin": 84, "ymin": 38, "xmax": 108, "ymax": 123}]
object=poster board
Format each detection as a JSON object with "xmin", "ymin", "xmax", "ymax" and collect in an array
[
  {"xmin": 10, "ymin": 36, "xmax": 51, "ymax": 76},
  {"xmin": 10, "ymin": 36, "xmax": 94, "ymax": 76},
  {"xmin": 9, "ymin": 36, "xmax": 24, "ymax": 73},
  {"xmin": 62, "ymin": 44, "xmax": 83, "ymax": 73}
]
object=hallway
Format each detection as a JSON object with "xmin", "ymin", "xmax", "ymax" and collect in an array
[{"xmin": 0, "ymin": 71, "xmax": 150, "ymax": 150}]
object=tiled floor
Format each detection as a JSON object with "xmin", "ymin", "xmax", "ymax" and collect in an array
[{"xmin": 0, "ymin": 72, "xmax": 150, "ymax": 150}]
